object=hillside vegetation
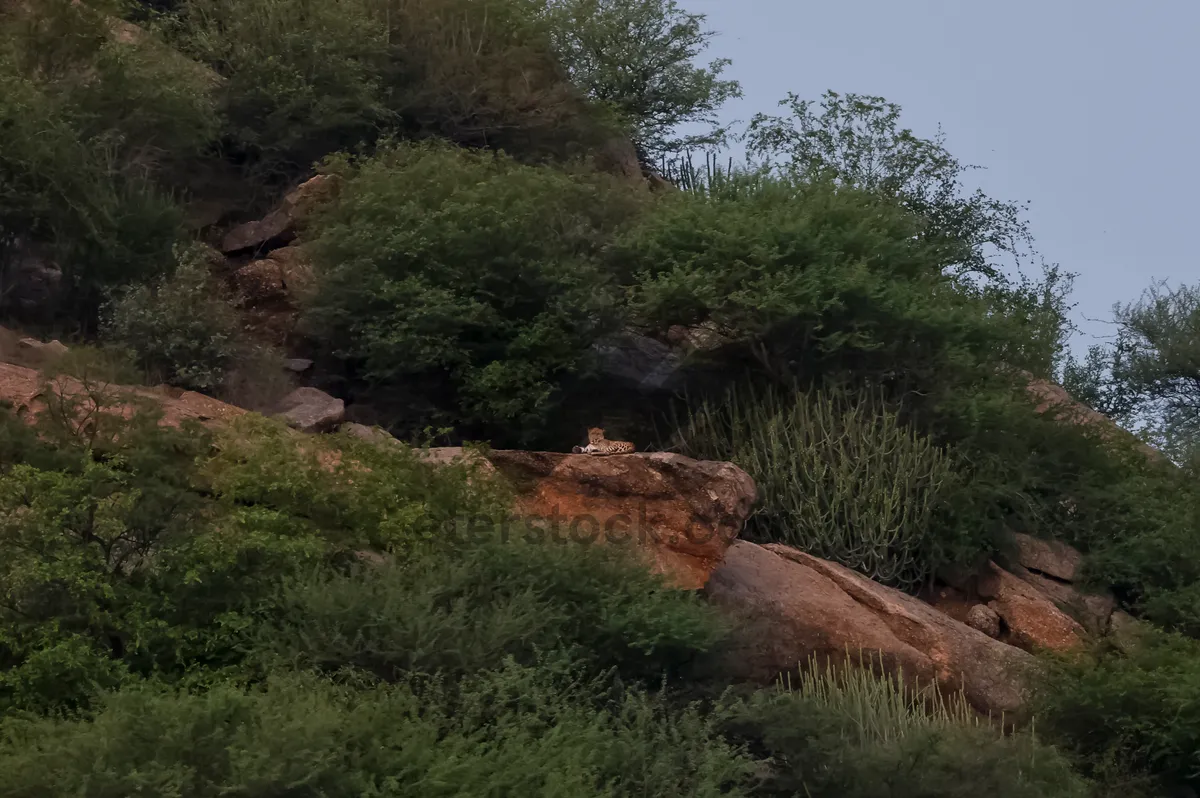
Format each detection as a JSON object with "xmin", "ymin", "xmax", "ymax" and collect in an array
[{"xmin": 1, "ymin": 0, "xmax": 1199, "ymax": 796}]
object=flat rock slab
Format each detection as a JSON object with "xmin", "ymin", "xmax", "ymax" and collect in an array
[
  {"xmin": 273, "ymin": 387, "xmax": 344, "ymax": 433},
  {"xmin": 705, "ymin": 541, "xmax": 1036, "ymax": 718},
  {"xmin": 485, "ymin": 450, "xmax": 756, "ymax": 591}
]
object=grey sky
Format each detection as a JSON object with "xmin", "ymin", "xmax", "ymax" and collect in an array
[{"xmin": 681, "ymin": 0, "xmax": 1199, "ymax": 359}]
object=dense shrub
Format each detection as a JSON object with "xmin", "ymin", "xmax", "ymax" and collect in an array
[
  {"xmin": 544, "ymin": 0, "xmax": 741, "ymax": 159},
  {"xmin": 163, "ymin": 0, "xmax": 618, "ymax": 193},
  {"xmin": 257, "ymin": 538, "xmax": 725, "ymax": 685},
  {"xmin": 1033, "ymin": 630, "xmax": 1200, "ymax": 796},
  {"xmin": 675, "ymin": 382, "xmax": 972, "ymax": 592},
  {"xmin": 608, "ymin": 171, "xmax": 1026, "ymax": 397},
  {"xmin": 0, "ymin": 0, "xmax": 217, "ymax": 320},
  {"xmin": 100, "ymin": 242, "xmax": 243, "ymax": 391},
  {"xmin": 304, "ymin": 140, "xmax": 646, "ymax": 439},
  {"xmin": 0, "ymin": 401, "xmax": 506, "ymax": 715},
  {"xmin": 721, "ymin": 653, "xmax": 1090, "ymax": 798},
  {"xmin": 1077, "ymin": 470, "xmax": 1200, "ymax": 635},
  {"xmin": 0, "ymin": 663, "xmax": 755, "ymax": 796}
]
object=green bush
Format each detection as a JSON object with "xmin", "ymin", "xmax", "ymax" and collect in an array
[
  {"xmin": 544, "ymin": 0, "xmax": 741, "ymax": 159},
  {"xmin": 608, "ymin": 171, "xmax": 1030, "ymax": 395},
  {"xmin": 256, "ymin": 537, "xmax": 726, "ymax": 685},
  {"xmin": 0, "ymin": 0, "xmax": 217, "ymax": 320},
  {"xmin": 721, "ymin": 653, "xmax": 1090, "ymax": 798},
  {"xmin": 1077, "ymin": 474, "xmax": 1200, "ymax": 636},
  {"xmin": 1032, "ymin": 629, "xmax": 1200, "ymax": 795},
  {"xmin": 0, "ymin": 663, "xmax": 755, "ymax": 796},
  {"xmin": 674, "ymin": 382, "xmax": 972, "ymax": 592},
  {"xmin": 0, "ymin": 402, "xmax": 507, "ymax": 715},
  {"xmin": 100, "ymin": 242, "xmax": 243, "ymax": 391},
  {"xmin": 304, "ymin": 140, "xmax": 646, "ymax": 439},
  {"xmin": 164, "ymin": 0, "xmax": 616, "ymax": 192}
]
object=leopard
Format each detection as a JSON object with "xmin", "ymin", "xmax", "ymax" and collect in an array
[{"xmin": 571, "ymin": 426, "xmax": 636, "ymax": 455}]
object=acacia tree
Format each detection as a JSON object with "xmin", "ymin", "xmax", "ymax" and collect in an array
[
  {"xmin": 544, "ymin": 0, "xmax": 741, "ymax": 163},
  {"xmin": 1065, "ymin": 280, "xmax": 1200, "ymax": 463},
  {"xmin": 745, "ymin": 90, "xmax": 1076, "ymax": 378},
  {"xmin": 746, "ymin": 91, "xmax": 1036, "ymax": 283}
]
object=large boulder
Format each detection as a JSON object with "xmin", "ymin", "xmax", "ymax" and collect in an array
[
  {"xmin": 592, "ymin": 136, "xmax": 643, "ymax": 181},
  {"xmin": 705, "ymin": 541, "xmax": 1036, "ymax": 718},
  {"xmin": 1011, "ymin": 531, "xmax": 1082, "ymax": 581},
  {"xmin": 484, "ymin": 450, "xmax": 756, "ymax": 590},
  {"xmin": 975, "ymin": 562, "xmax": 1088, "ymax": 652},
  {"xmin": 220, "ymin": 175, "xmax": 340, "ymax": 255},
  {"xmin": 273, "ymin": 387, "xmax": 344, "ymax": 433},
  {"xmin": 0, "ymin": 361, "xmax": 246, "ymax": 430},
  {"xmin": 0, "ymin": 244, "xmax": 63, "ymax": 322},
  {"xmin": 231, "ymin": 245, "xmax": 317, "ymax": 305},
  {"xmin": 592, "ymin": 332, "xmax": 685, "ymax": 393}
]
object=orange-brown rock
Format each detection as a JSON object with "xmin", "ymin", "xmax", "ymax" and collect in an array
[
  {"xmin": 484, "ymin": 450, "xmax": 756, "ymax": 591},
  {"xmin": 975, "ymin": 562, "xmax": 1087, "ymax": 652},
  {"xmin": 0, "ymin": 362, "xmax": 246, "ymax": 431},
  {"xmin": 706, "ymin": 541, "xmax": 1035, "ymax": 717}
]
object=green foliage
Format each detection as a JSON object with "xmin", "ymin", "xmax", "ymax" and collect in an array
[
  {"xmin": 257, "ymin": 538, "xmax": 725, "ymax": 685},
  {"xmin": 0, "ymin": 0, "xmax": 217, "ymax": 320},
  {"xmin": 674, "ymin": 383, "xmax": 970, "ymax": 592},
  {"xmin": 100, "ymin": 242, "xmax": 243, "ymax": 391},
  {"xmin": 304, "ymin": 140, "xmax": 646, "ymax": 438},
  {"xmin": 544, "ymin": 0, "xmax": 741, "ymax": 160},
  {"xmin": 1033, "ymin": 630, "xmax": 1200, "ymax": 795},
  {"xmin": 610, "ymin": 171, "xmax": 1044, "ymax": 401},
  {"xmin": 744, "ymin": 91, "xmax": 1078, "ymax": 378},
  {"xmin": 1065, "ymin": 280, "xmax": 1200, "ymax": 464},
  {"xmin": 1078, "ymin": 471, "xmax": 1200, "ymax": 635},
  {"xmin": 0, "ymin": 401, "xmax": 508, "ymax": 715},
  {"xmin": 721, "ymin": 653, "xmax": 1090, "ymax": 798},
  {"xmin": 0, "ymin": 664, "xmax": 755, "ymax": 796},
  {"xmin": 163, "ymin": 0, "xmax": 616, "ymax": 191},
  {"xmin": 746, "ymin": 91, "xmax": 1033, "ymax": 281}
]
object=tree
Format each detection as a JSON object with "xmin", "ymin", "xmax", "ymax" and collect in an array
[
  {"xmin": 544, "ymin": 0, "xmax": 741, "ymax": 163},
  {"xmin": 1065, "ymin": 280, "xmax": 1200, "ymax": 464},
  {"xmin": 746, "ymin": 91, "xmax": 1035, "ymax": 283},
  {"xmin": 745, "ymin": 90, "xmax": 1076, "ymax": 377}
]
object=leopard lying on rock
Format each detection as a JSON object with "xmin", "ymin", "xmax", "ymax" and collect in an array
[{"xmin": 571, "ymin": 427, "xmax": 636, "ymax": 455}]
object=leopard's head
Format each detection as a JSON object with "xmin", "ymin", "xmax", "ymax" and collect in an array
[{"xmin": 587, "ymin": 427, "xmax": 605, "ymax": 444}]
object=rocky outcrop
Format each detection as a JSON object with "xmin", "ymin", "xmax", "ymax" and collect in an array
[
  {"xmin": 592, "ymin": 322, "xmax": 739, "ymax": 396},
  {"xmin": 1011, "ymin": 531, "xmax": 1082, "ymax": 581},
  {"xmin": 0, "ymin": 362, "xmax": 246, "ymax": 431},
  {"xmin": 930, "ymin": 563, "xmax": 1087, "ymax": 654},
  {"xmin": 231, "ymin": 245, "xmax": 317, "ymax": 305},
  {"xmin": 706, "ymin": 541, "xmax": 1036, "ymax": 718},
  {"xmin": 975, "ymin": 563, "xmax": 1088, "ymax": 651},
  {"xmin": 484, "ymin": 450, "xmax": 756, "ymax": 591},
  {"xmin": 273, "ymin": 387, "xmax": 344, "ymax": 433},
  {"xmin": 220, "ymin": 175, "xmax": 340, "ymax": 255},
  {"xmin": 16, "ymin": 337, "xmax": 68, "ymax": 363},
  {"xmin": 1026, "ymin": 377, "xmax": 1164, "ymax": 462},
  {"xmin": 931, "ymin": 531, "xmax": 1115, "ymax": 648}
]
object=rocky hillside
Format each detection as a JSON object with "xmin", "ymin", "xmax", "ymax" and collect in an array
[
  {"xmin": 0, "ymin": 337, "xmax": 1153, "ymax": 726},
  {"xmin": 2, "ymin": 1, "xmax": 1200, "ymax": 796}
]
